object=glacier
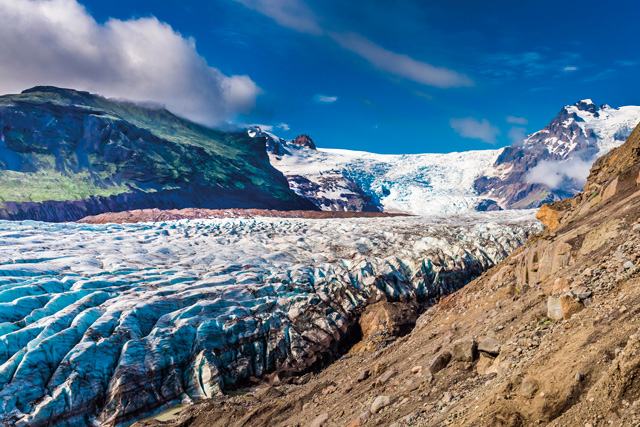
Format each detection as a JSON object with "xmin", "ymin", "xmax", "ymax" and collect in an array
[
  {"xmin": 0, "ymin": 213, "xmax": 541, "ymax": 426},
  {"xmin": 260, "ymin": 100, "xmax": 640, "ymax": 214}
]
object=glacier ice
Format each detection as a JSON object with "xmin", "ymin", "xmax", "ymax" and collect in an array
[{"xmin": 0, "ymin": 213, "xmax": 541, "ymax": 426}]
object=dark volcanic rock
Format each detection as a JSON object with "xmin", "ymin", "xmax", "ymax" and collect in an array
[{"xmin": 291, "ymin": 134, "xmax": 316, "ymax": 150}]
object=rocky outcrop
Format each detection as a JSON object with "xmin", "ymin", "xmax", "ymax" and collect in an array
[{"xmin": 291, "ymin": 134, "xmax": 316, "ymax": 150}]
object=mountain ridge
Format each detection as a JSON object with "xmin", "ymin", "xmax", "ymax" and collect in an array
[
  {"xmin": 257, "ymin": 100, "xmax": 640, "ymax": 215},
  {"xmin": 0, "ymin": 86, "xmax": 315, "ymax": 221}
]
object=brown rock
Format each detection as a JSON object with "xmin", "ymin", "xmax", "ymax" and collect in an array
[
  {"xmin": 520, "ymin": 377, "xmax": 539, "ymax": 399},
  {"xmin": 356, "ymin": 370, "xmax": 370, "ymax": 382},
  {"xmin": 536, "ymin": 204, "xmax": 564, "ymax": 230},
  {"xmin": 476, "ymin": 354, "xmax": 497, "ymax": 375},
  {"xmin": 291, "ymin": 134, "xmax": 317, "ymax": 150},
  {"xmin": 478, "ymin": 337, "xmax": 501, "ymax": 356},
  {"xmin": 451, "ymin": 337, "xmax": 478, "ymax": 362},
  {"xmin": 358, "ymin": 302, "xmax": 418, "ymax": 339},
  {"xmin": 429, "ymin": 351, "xmax": 452, "ymax": 374},
  {"xmin": 547, "ymin": 296, "xmax": 563, "ymax": 320},
  {"xmin": 310, "ymin": 412, "xmax": 329, "ymax": 427},
  {"xmin": 552, "ymin": 278, "xmax": 570, "ymax": 295},
  {"xmin": 560, "ymin": 295, "xmax": 584, "ymax": 320}
]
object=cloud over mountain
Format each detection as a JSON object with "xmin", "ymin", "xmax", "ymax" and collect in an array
[
  {"xmin": 0, "ymin": 0, "xmax": 260, "ymax": 125},
  {"xmin": 450, "ymin": 117, "xmax": 500, "ymax": 144}
]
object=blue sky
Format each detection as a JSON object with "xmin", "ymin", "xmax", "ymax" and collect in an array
[{"xmin": 2, "ymin": 0, "xmax": 639, "ymax": 154}]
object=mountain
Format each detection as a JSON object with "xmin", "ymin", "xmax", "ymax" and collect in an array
[
  {"xmin": 475, "ymin": 99, "xmax": 640, "ymax": 209},
  {"xmin": 138, "ymin": 124, "xmax": 640, "ymax": 427},
  {"xmin": 258, "ymin": 128, "xmax": 503, "ymax": 215},
  {"xmin": 256, "ymin": 100, "xmax": 640, "ymax": 215},
  {"xmin": 0, "ymin": 86, "xmax": 315, "ymax": 222}
]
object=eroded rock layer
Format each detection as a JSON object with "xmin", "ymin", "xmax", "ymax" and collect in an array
[{"xmin": 0, "ymin": 213, "xmax": 539, "ymax": 426}]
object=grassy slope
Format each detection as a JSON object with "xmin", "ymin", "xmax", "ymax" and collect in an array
[{"xmin": 0, "ymin": 86, "xmax": 300, "ymax": 206}]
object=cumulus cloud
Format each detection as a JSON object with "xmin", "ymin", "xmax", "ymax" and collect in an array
[
  {"xmin": 233, "ymin": 0, "xmax": 472, "ymax": 88},
  {"xmin": 506, "ymin": 116, "xmax": 528, "ymax": 125},
  {"xmin": 450, "ymin": 117, "xmax": 500, "ymax": 144},
  {"xmin": 507, "ymin": 127, "xmax": 527, "ymax": 145},
  {"xmin": 276, "ymin": 123, "xmax": 290, "ymax": 131},
  {"xmin": 313, "ymin": 94, "xmax": 338, "ymax": 103},
  {"xmin": 526, "ymin": 157, "xmax": 593, "ymax": 190},
  {"xmin": 0, "ymin": 0, "xmax": 261, "ymax": 125}
]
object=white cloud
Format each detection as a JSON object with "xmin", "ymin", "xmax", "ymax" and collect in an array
[
  {"xmin": 234, "ymin": 0, "xmax": 472, "ymax": 89},
  {"xmin": 563, "ymin": 66, "xmax": 578, "ymax": 73},
  {"xmin": 232, "ymin": 0, "xmax": 322, "ymax": 35},
  {"xmin": 507, "ymin": 126, "xmax": 527, "ymax": 145},
  {"xmin": 526, "ymin": 157, "xmax": 593, "ymax": 190},
  {"xmin": 0, "ymin": 0, "xmax": 261, "ymax": 125},
  {"xmin": 331, "ymin": 32, "xmax": 473, "ymax": 89},
  {"xmin": 450, "ymin": 117, "xmax": 500, "ymax": 144},
  {"xmin": 248, "ymin": 123, "xmax": 273, "ymax": 131},
  {"xmin": 276, "ymin": 123, "xmax": 290, "ymax": 131},
  {"xmin": 313, "ymin": 94, "xmax": 338, "ymax": 103},
  {"xmin": 506, "ymin": 116, "xmax": 528, "ymax": 125}
]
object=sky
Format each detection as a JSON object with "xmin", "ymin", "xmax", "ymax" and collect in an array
[{"xmin": 0, "ymin": 0, "xmax": 638, "ymax": 154}]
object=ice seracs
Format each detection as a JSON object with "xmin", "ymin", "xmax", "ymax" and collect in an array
[{"xmin": 0, "ymin": 213, "xmax": 540, "ymax": 426}]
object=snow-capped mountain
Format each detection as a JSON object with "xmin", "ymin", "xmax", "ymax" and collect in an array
[
  {"xmin": 255, "ymin": 127, "xmax": 503, "ymax": 215},
  {"xmin": 477, "ymin": 100, "xmax": 640, "ymax": 209},
  {"xmin": 254, "ymin": 100, "xmax": 640, "ymax": 215}
]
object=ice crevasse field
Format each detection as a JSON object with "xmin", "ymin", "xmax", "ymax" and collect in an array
[{"xmin": 0, "ymin": 213, "xmax": 540, "ymax": 426}]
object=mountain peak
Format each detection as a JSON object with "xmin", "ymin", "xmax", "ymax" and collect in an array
[
  {"xmin": 291, "ymin": 134, "xmax": 316, "ymax": 150},
  {"xmin": 573, "ymin": 99, "xmax": 597, "ymax": 114}
]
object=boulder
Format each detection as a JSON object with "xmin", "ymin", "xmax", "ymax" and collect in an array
[
  {"xmin": 371, "ymin": 396, "xmax": 392, "ymax": 414},
  {"xmin": 551, "ymin": 278, "xmax": 570, "ymax": 295},
  {"xmin": 358, "ymin": 302, "xmax": 418, "ymax": 339},
  {"xmin": 478, "ymin": 337, "xmax": 501, "ymax": 356},
  {"xmin": 536, "ymin": 204, "xmax": 564, "ymax": 230},
  {"xmin": 476, "ymin": 354, "xmax": 498, "ymax": 375},
  {"xmin": 560, "ymin": 295, "xmax": 584, "ymax": 320},
  {"xmin": 451, "ymin": 337, "xmax": 478, "ymax": 362},
  {"xmin": 429, "ymin": 351, "xmax": 452, "ymax": 374},
  {"xmin": 310, "ymin": 413, "xmax": 329, "ymax": 427},
  {"xmin": 547, "ymin": 296, "xmax": 563, "ymax": 320}
]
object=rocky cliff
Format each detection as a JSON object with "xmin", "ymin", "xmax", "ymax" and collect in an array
[
  {"xmin": 136, "ymin": 123, "xmax": 640, "ymax": 427},
  {"xmin": 0, "ymin": 87, "xmax": 314, "ymax": 221}
]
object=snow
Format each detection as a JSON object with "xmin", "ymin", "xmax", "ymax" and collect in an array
[
  {"xmin": 265, "ymin": 101, "xmax": 640, "ymax": 215},
  {"xmin": 270, "ymin": 143, "xmax": 502, "ymax": 215},
  {"xmin": 567, "ymin": 103, "xmax": 640, "ymax": 157},
  {"xmin": 0, "ymin": 213, "xmax": 541, "ymax": 426}
]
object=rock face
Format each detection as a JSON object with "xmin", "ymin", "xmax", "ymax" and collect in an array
[
  {"xmin": 291, "ymin": 134, "xmax": 316, "ymax": 150},
  {"xmin": 0, "ymin": 87, "xmax": 314, "ymax": 222},
  {"xmin": 0, "ymin": 212, "xmax": 538, "ymax": 427}
]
